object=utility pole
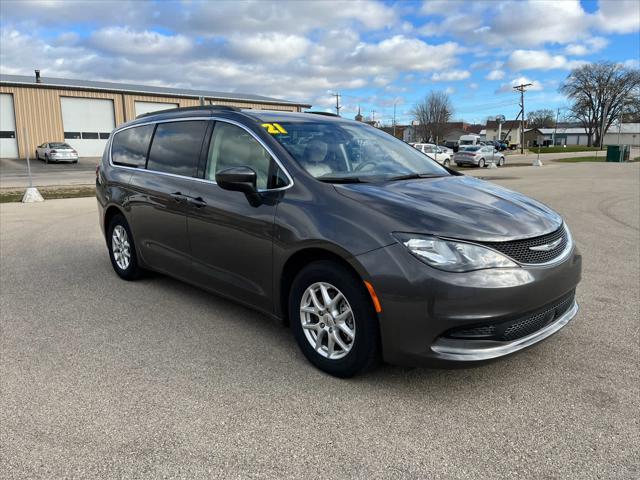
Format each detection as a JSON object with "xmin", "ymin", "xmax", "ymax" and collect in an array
[
  {"xmin": 552, "ymin": 107, "xmax": 560, "ymax": 146},
  {"xmin": 371, "ymin": 110, "xmax": 376, "ymax": 126},
  {"xmin": 513, "ymin": 83, "xmax": 532, "ymax": 154},
  {"xmin": 332, "ymin": 92, "xmax": 341, "ymax": 116},
  {"xmin": 393, "ymin": 102, "xmax": 397, "ymax": 138}
]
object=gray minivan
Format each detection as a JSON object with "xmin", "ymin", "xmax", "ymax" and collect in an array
[{"xmin": 96, "ymin": 106, "xmax": 581, "ymax": 377}]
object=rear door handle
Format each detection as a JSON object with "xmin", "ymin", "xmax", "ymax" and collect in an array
[{"xmin": 188, "ymin": 196, "xmax": 207, "ymax": 208}]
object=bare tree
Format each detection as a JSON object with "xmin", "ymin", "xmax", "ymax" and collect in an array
[
  {"xmin": 527, "ymin": 109, "xmax": 556, "ymax": 128},
  {"xmin": 412, "ymin": 91, "xmax": 453, "ymax": 143},
  {"xmin": 560, "ymin": 62, "xmax": 640, "ymax": 146}
]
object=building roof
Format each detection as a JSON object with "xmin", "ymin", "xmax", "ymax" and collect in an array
[
  {"xmin": 486, "ymin": 120, "xmax": 523, "ymax": 130},
  {"xmin": 0, "ymin": 73, "xmax": 311, "ymax": 108},
  {"xmin": 538, "ymin": 127, "xmax": 589, "ymax": 135}
]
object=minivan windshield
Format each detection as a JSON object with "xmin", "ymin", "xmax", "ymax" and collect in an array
[{"xmin": 268, "ymin": 121, "xmax": 449, "ymax": 182}]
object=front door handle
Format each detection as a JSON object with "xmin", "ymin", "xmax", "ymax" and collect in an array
[{"xmin": 188, "ymin": 196, "xmax": 207, "ymax": 208}]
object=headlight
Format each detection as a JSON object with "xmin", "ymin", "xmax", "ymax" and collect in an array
[{"xmin": 393, "ymin": 233, "xmax": 518, "ymax": 272}]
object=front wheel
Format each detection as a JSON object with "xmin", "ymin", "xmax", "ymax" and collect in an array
[
  {"xmin": 498, "ymin": 157, "xmax": 505, "ymax": 166},
  {"xmin": 289, "ymin": 260, "xmax": 380, "ymax": 377},
  {"xmin": 478, "ymin": 158, "xmax": 485, "ymax": 168},
  {"xmin": 443, "ymin": 159, "xmax": 450, "ymax": 167},
  {"xmin": 107, "ymin": 214, "xmax": 142, "ymax": 280}
]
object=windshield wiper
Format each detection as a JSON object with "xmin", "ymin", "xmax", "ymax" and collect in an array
[
  {"xmin": 317, "ymin": 176, "xmax": 369, "ymax": 184},
  {"xmin": 387, "ymin": 173, "xmax": 447, "ymax": 181}
]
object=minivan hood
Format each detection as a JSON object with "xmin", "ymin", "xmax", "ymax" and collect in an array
[{"xmin": 334, "ymin": 175, "xmax": 562, "ymax": 242}]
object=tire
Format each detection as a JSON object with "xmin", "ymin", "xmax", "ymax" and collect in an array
[
  {"xmin": 478, "ymin": 158, "xmax": 485, "ymax": 168},
  {"xmin": 107, "ymin": 214, "xmax": 142, "ymax": 281},
  {"xmin": 44, "ymin": 154, "xmax": 49, "ymax": 164},
  {"xmin": 443, "ymin": 159, "xmax": 450, "ymax": 167},
  {"xmin": 35, "ymin": 151, "xmax": 39, "ymax": 161},
  {"xmin": 289, "ymin": 260, "xmax": 381, "ymax": 377},
  {"xmin": 498, "ymin": 157, "xmax": 505, "ymax": 166}
]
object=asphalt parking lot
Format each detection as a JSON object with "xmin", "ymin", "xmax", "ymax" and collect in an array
[{"xmin": 1, "ymin": 162, "xmax": 638, "ymax": 479}]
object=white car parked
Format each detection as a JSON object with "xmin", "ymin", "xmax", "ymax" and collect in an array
[
  {"xmin": 412, "ymin": 143, "xmax": 452, "ymax": 167},
  {"xmin": 35, "ymin": 142, "xmax": 79, "ymax": 164},
  {"xmin": 454, "ymin": 145, "xmax": 505, "ymax": 168}
]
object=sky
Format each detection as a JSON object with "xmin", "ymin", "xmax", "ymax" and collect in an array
[{"xmin": 1, "ymin": 0, "xmax": 639, "ymax": 125}]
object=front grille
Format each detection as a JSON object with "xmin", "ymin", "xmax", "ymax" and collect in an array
[
  {"xmin": 481, "ymin": 226, "xmax": 568, "ymax": 264},
  {"xmin": 445, "ymin": 290, "xmax": 575, "ymax": 342}
]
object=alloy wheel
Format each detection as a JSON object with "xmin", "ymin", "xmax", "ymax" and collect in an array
[
  {"xmin": 299, "ymin": 282, "xmax": 355, "ymax": 360},
  {"xmin": 111, "ymin": 225, "xmax": 131, "ymax": 270}
]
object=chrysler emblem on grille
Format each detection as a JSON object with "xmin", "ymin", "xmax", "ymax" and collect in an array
[{"xmin": 529, "ymin": 238, "xmax": 563, "ymax": 251}]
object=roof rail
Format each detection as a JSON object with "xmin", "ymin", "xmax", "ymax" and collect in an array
[
  {"xmin": 136, "ymin": 105, "xmax": 240, "ymax": 119},
  {"xmin": 304, "ymin": 111, "xmax": 340, "ymax": 117}
]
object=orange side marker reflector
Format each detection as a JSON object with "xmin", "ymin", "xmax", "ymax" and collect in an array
[{"xmin": 364, "ymin": 281, "xmax": 382, "ymax": 313}]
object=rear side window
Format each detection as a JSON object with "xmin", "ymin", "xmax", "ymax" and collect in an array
[
  {"xmin": 111, "ymin": 125, "xmax": 154, "ymax": 168},
  {"xmin": 147, "ymin": 121, "xmax": 207, "ymax": 177}
]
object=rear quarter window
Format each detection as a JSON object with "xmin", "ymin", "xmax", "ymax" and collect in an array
[{"xmin": 111, "ymin": 125, "xmax": 154, "ymax": 168}]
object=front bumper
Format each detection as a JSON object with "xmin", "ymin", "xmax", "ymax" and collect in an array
[
  {"xmin": 356, "ymin": 242, "xmax": 582, "ymax": 367},
  {"xmin": 431, "ymin": 301, "xmax": 578, "ymax": 361}
]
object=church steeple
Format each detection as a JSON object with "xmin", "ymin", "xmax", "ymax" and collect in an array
[{"xmin": 355, "ymin": 106, "xmax": 363, "ymax": 122}]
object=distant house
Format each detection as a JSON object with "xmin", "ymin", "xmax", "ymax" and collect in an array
[
  {"xmin": 523, "ymin": 128, "xmax": 545, "ymax": 147},
  {"xmin": 484, "ymin": 120, "xmax": 525, "ymax": 146},
  {"xmin": 379, "ymin": 125, "xmax": 407, "ymax": 140}
]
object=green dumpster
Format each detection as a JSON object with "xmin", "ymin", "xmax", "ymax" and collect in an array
[{"xmin": 606, "ymin": 145, "xmax": 621, "ymax": 162}]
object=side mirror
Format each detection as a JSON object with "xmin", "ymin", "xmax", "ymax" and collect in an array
[{"xmin": 216, "ymin": 166, "xmax": 262, "ymax": 206}]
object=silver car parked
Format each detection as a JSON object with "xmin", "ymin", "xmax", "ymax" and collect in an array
[
  {"xmin": 454, "ymin": 145, "xmax": 505, "ymax": 168},
  {"xmin": 35, "ymin": 142, "xmax": 79, "ymax": 164}
]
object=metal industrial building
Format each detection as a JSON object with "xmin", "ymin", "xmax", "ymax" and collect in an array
[{"xmin": 0, "ymin": 72, "xmax": 311, "ymax": 159}]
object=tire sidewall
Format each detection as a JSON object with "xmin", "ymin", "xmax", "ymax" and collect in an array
[
  {"xmin": 107, "ymin": 214, "xmax": 140, "ymax": 280},
  {"xmin": 479, "ymin": 158, "xmax": 485, "ymax": 168},
  {"xmin": 289, "ymin": 260, "xmax": 380, "ymax": 377}
]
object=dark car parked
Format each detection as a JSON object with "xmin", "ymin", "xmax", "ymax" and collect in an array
[{"xmin": 96, "ymin": 107, "xmax": 581, "ymax": 377}]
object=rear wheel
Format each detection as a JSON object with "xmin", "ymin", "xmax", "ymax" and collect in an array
[
  {"xmin": 478, "ymin": 158, "xmax": 485, "ymax": 168},
  {"xmin": 107, "ymin": 214, "xmax": 142, "ymax": 280},
  {"xmin": 443, "ymin": 159, "xmax": 450, "ymax": 167},
  {"xmin": 498, "ymin": 157, "xmax": 505, "ymax": 166},
  {"xmin": 289, "ymin": 260, "xmax": 380, "ymax": 377}
]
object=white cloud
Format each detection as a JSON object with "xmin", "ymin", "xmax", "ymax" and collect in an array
[
  {"xmin": 622, "ymin": 59, "xmax": 640, "ymax": 69},
  {"xmin": 468, "ymin": 82, "xmax": 479, "ymax": 90},
  {"xmin": 226, "ymin": 33, "xmax": 310, "ymax": 64},
  {"xmin": 351, "ymin": 36, "xmax": 459, "ymax": 72},
  {"xmin": 565, "ymin": 37, "xmax": 608, "ymax": 56},
  {"xmin": 431, "ymin": 70, "xmax": 470, "ymax": 81},
  {"xmin": 507, "ymin": 50, "xmax": 588, "ymax": 71},
  {"xmin": 486, "ymin": 69, "xmax": 505, "ymax": 80},
  {"xmin": 596, "ymin": 0, "xmax": 640, "ymax": 34},
  {"xmin": 91, "ymin": 27, "xmax": 192, "ymax": 56},
  {"xmin": 496, "ymin": 76, "xmax": 544, "ymax": 93}
]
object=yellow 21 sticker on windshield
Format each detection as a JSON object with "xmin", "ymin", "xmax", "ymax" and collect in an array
[{"xmin": 262, "ymin": 123, "xmax": 288, "ymax": 135}]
